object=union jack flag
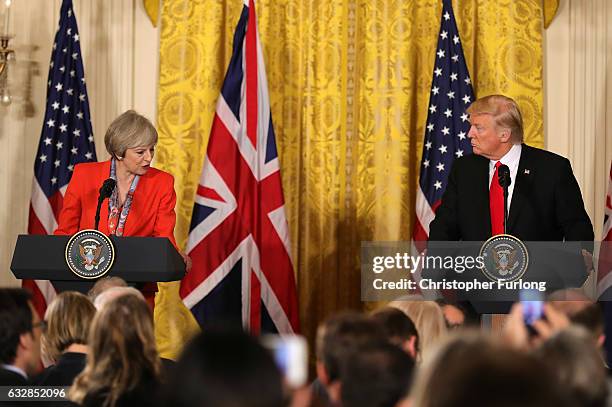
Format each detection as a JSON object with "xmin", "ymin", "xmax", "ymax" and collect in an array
[
  {"xmin": 413, "ymin": 0, "xmax": 475, "ymax": 250},
  {"xmin": 180, "ymin": 0, "xmax": 299, "ymax": 334},
  {"xmin": 25, "ymin": 0, "xmax": 96, "ymax": 318},
  {"xmin": 597, "ymin": 162, "xmax": 612, "ymax": 297}
]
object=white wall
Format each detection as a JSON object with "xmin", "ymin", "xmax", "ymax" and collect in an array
[
  {"xmin": 0, "ymin": 0, "xmax": 159, "ymax": 286},
  {"xmin": 544, "ymin": 0, "xmax": 612, "ymax": 240}
]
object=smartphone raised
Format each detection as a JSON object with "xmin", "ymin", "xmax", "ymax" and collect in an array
[
  {"xmin": 519, "ymin": 289, "xmax": 544, "ymax": 331},
  {"xmin": 261, "ymin": 334, "xmax": 308, "ymax": 388}
]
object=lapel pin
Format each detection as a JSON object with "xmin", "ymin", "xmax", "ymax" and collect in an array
[{"xmin": 524, "ymin": 169, "xmax": 530, "ymax": 175}]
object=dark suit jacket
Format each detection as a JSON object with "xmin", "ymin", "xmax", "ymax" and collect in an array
[
  {"xmin": 32, "ymin": 352, "xmax": 86, "ymax": 386},
  {"xmin": 428, "ymin": 144, "xmax": 594, "ymax": 242},
  {"xmin": 54, "ymin": 160, "xmax": 178, "ymax": 248},
  {"xmin": 0, "ymin": 367, "xmax": 27, "ymax": 385}
]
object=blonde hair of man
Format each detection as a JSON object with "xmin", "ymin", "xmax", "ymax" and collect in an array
[
  {"xmin": 104, "ymin": 110, "xmax": 158, "ymax": 159},
  {"xmin": 466, "ymin": 94, "xmax": 524, "ymax": 143},
  {"xmin": 42, "ymin": 291, "xmax": 96, "ymax": 363}
]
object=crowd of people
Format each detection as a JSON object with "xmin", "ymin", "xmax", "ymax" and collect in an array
[{"xmin": 0, "ymin": 281, "xmax": 610, "ymax": 407}]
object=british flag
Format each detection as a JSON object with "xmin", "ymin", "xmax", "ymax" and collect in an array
[
  {"xmin": 179, "ymin": 0, "xmax": 299, "ymax": 334},
  {"xmin": 413, "ymin": 0, "xmax": 475, "ymax": 250},
  {"xmin": 597, "ymin": 162, "xmax": 612, "ymax": 297},
  {"xmin": 25, "ymin": 0, "xmax": 96, "ymax": 318}
]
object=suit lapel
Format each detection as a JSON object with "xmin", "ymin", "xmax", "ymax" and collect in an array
[
  {"xmin": 507, "ymin": 144, "xmax": 533, "ymax": 232},
  {"xmin": 473, "ymin": 156, "xmax": 491, "ymax": 237},
  {"xmin": 122, "ymin": 170, "xmax": 150, "ymax": 236}
]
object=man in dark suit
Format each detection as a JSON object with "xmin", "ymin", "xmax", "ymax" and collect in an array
[
  {"xmin": 0, "ymin": 288, "xmax": 43, "ymax": 385},
  {"xmin": 429, "ymin": 94, "xmax": 594, "ymax": 242}
]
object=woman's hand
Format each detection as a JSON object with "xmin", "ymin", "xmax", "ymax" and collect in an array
[{"xmin": 181, "ymin": 252, "xmax": 193, "ymax": 273}]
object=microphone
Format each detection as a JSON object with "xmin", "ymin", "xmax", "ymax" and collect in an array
[
  {"xmin": 497, "ymin": 164, "xmax": 511, "ymax": 234},
  {"xmin": 95, "ymin": 178, "xmax": 116, "ymax": 231},
  {"xmin": 497, "ymin": 164, "xmax": 511, "ymax": 189}
]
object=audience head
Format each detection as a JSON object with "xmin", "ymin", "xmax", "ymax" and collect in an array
[
  {"xmin": 388, "ymin": 300, "xmax": 447, "ymax": 361},
  {"xmin": 316, "ymin": 312, "xmax": 385, "ymax": 383},
  {"xmin": 371, "ymin": 307, "xmax": 419, "ymax": 359},
  {"xmin": 341, "ymin": 340, "xmax": 414, "ymax": 407},
  {"xmin": 42, "ymin": 291, "xmax": 95, "ymax": 362},
  {"xmin": 411, "ymin": 331, "xmax": 572, "ymax": 407},
  {"xmin": 87, "ymin": 276, "xmax": 127, "ymax": 303},
  {"xmin": 534, "ymin": 327, "xmax": 608, "ymax": 407},
  {"xmin": 92, "ymin": 285, "xmax": 144, "ymax": 310},
  {"xmin": 70, "ymin": 294, "xmax": 160, "ymax": 406},
  {"xmin": 547, "ymin": 289, "xmax": 604, "ymax": 345},
  {"xmin": 162, "ymin": 329, "xmax": 284, "ymax": 407},
  {"xmin": 0, "ymin": 288, "xmax": 42, "ymax": 377}
]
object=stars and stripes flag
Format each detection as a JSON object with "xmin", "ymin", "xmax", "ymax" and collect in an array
[
  {"xmin": 25, "ymin": 0, "xmax": 96, "ymax": 318},
  {"xmin": 413, "ymin": 0, "xmax": 475, "ymax": 251},
  {"xmin": 179, "ymin": 0, "xmax": 299, "ymax": 334},
  {"xmin": 597, "ymin": 162, "xmax": 612, "ymax": 297}
]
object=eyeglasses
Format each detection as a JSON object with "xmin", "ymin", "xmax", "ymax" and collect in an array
[{"xmin": 32, "ymin": 320, "xmax": 47, "ymax": 332}]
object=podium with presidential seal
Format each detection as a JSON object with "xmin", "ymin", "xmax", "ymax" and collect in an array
[{"xmin": 10, "ymin": 230, "xmax": 186, "ymax": 293}]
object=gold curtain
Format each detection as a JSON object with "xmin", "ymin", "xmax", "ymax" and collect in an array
[{"xmin": 151, "ymin": 0, "xmax": 547, "ymax": 359}]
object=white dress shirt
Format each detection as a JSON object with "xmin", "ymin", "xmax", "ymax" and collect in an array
[
  {"xmin": 488, "ymin": 143, "xmax": 522, "ymax": 214},
  {"xmin": 1, "ymin": 363, "xmax": 28, "ymax": 379}
]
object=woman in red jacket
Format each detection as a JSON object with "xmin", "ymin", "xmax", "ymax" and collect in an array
[
  {"xmin": 55, "ymin": 110, "xmax": 178, "ymax": 245},
  {"xmin": 55, "ymin": 110, "xmax": 190, "ymax": 302}
]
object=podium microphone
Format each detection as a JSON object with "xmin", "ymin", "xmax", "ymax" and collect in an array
[
  {"xmin": 497, "ymin": 164, "xmax": 511, "ymax": 234},
  {"xmin": 95, "ymin": 178, "xmax": 116, "ymax": 231}
]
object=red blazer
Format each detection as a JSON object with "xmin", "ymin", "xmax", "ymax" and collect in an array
[{"xmin": 55, "ymin": 160, "xmax": 178, "ymax": 248}]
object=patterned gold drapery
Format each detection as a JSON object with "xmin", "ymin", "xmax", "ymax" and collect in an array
[{"xmin": 151, "ymin": 0, "xmax": 548, "ymax": 359}]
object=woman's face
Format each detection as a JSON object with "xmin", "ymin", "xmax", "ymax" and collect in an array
[{"xmin": 119, "ymin": 144, "xmax": 155, "ymax": 176}]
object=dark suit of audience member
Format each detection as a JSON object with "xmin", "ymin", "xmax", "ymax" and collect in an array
[
  {"xmin": 0, "ymin": 289, "xmax": 43, "ymax": 385},
  {"xmin": 33, "ymin": 352, "xmax": 86, "ymax": 386},
  {"xmin": 0, "ymin": 366, "xmax": 27, "ymax": 386},
  {"xmin": 80, "ymin": 370, "xmax": 159, "ymax": 407}
]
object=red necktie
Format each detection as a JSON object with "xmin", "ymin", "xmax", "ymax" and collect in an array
[{"xmin": 490, "ymin": 161, "xmax": 504, "ymax": 235}]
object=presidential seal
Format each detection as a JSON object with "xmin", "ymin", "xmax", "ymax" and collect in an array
[
  {"xmin": 479, "ymin": 234, "xmax": 529, "ymax": 282},
  {"xmin": 65, "ymin": 229, "xmax": 115, "ymax": 279}
]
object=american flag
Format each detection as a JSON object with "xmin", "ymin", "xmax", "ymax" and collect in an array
[
  {"xmin": 597, "ymin": 162, "xmax": 612, "ymax": 297},
  {"xmin": 25, "ymin": 0, "xmax": 96, "ymax": 318},
  {"xmin": 179, "ymin": 0, "xmax": 299, "ymax": 334},
  {"xmin": 413, "ymin": 0, "xmax": 475, "ymax": 251}
]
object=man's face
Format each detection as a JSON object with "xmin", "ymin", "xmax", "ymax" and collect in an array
[
  {"xmin": 23, "ymin": 303, "xmax": 42, "ymax": 375},
  {"xmin": 467, "ymin": 114, "xmax": 510, "ymax": 160}
]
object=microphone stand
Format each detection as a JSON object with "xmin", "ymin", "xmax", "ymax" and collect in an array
[
  {"xmin": 95, "ymin": 179, "xmax": 116, "ymax": 231},
  {"xmin": 503, "ymin": 186, "xmax": 508, "ymax": 235},
  {"xmin": 94, "ymin": 196, "xmax": 104, "ymax": 231}
]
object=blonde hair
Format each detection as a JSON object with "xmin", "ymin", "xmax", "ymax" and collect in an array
[
  {"xmin": 104, "ymin": 110, "xmax": 158, "ymax": 158},
  {"xmin": 69, "ymin": 295, "xmax": 160, "ymax": 407},
  {"xmin": 388, "ymin": 300, "xmax": 447, "ymax": 361},
  {"xmin": 466, "ymin": 94, "xmax": 524, "ymax": 142},
  {"xmin": 42, "ymin": 291, "xmax": 95, "ymax": 363}
]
